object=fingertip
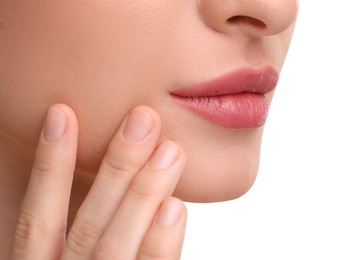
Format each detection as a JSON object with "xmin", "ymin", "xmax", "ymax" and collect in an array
[
  {"xmin": 132, "ymin": 106, "xmax": 161, "ymax": 130},
  {"xmin": 43, "ymin": 104, "xmax": 78, "ymax": 142},
  {"xmin": 48, "ymin": 104, "xmax": 78, "ymax": 128},
  {"xmin": 156, "ymin": 197, "xmax": 186, "ymax": 227},
  {"xmin": 138, "ymin": 197, "xmax": 187, "ymax": 259},
  {"xmin": 133, "ymin": 105, "xmax": 161, "ymax": 124},
  {"xmin": 37, "ymin": 104, "xmax": 78, "ymax": 163},
  {"xmin": 42, "ymin": 107, "xmax": 67, "ymax": 143},
  {"xmin": 177, "ymin": 142, "xmax": 187, "ymax": 165}
]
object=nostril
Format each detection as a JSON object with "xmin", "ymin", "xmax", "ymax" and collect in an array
[{"xmin": 227, "ymin": 16, "xmax": 266, "ymax": 29}]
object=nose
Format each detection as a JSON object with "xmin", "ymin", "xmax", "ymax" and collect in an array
[{"xmin": 197, "ymin": 0, "xmax": 298, "ymax": 37}]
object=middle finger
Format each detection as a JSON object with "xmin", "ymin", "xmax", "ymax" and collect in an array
[{"xmin": 62, "ymin": 106, "xmax": 161, "ymax": 259}]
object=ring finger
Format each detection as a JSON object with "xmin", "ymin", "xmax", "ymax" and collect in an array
[{"xmin": 93, "ymin": 140, "xmax": 186, "ymax": 259}]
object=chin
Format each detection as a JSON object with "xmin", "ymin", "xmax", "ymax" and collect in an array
[
  {"xmin": 168, "ymin": 132, "xmax": 262, "ymax": 203},
  {"xmin": 172, "ymin": 156, "xmax": 259, "ymax": 203}
]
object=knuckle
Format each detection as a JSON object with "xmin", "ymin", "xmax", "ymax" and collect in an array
[
  {"xmin": 127, "ymin": 185, "xmax": 161, "ymax": 205},
  {"xmin": 32, "ymin": 159, "xmax": 55, "ymax": 176},
  {"xmin": 138, "ymin": 253, "xmax": 168, "ymax": 260},
  {"xmin": 66, "ymin": 217, "xmax": 101, "ymax": 256},
  {"xmin": 12, "ymin": 210, "xmax": 53, "ymax": 255},
  {"xmin": 139, "ymin": 251, "xmax": 168, "ymax": 260},
  {"xmin": 92, "ymin": 248, "xmax": 127, "ymax": 260},
  {"xmin": 102, "ymin": 152, "xmax": 134, "ymax": 177},
  {"xmin": 14, "ymin": 211, "xmax": 40, "ymax": 245}
]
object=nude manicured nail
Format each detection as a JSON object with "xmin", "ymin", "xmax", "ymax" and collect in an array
[
  {"xmin": 43, "ymin": 108, "xmax": 67, "ymax": 142},
  {"xmin": 149, "ymin": 141, "xmax": 179, "ymax": 170},
  {"xmin": 156, "ymin": 198, "xmax": 183, "ymax": 226},
  {"xmin": 123, "ymin": 109, "xmax": 154, "ymax": 142}
]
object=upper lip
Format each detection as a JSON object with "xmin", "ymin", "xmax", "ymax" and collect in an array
[{"xmin": 171, "ymin": 66, "xmax": 279, "ymax": 97}]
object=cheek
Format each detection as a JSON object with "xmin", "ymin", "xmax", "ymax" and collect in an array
[{"xmin": 0, "ymin": 0, "xmax": 184, "ymax": 159}]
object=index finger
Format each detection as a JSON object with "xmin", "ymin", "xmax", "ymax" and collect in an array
[{"xmin": 11, "ymin": 104, "xmax": 78, "ymax": 260}]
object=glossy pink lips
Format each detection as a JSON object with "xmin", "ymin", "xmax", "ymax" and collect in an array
[{"xmin": 171, "ymin": 66, "xmax": 279, "ymax": 128}]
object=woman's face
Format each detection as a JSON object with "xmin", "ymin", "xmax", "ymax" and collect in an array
[{"xmin": 0, "ymin": 0, "xmax": 298, "ymax": 202}]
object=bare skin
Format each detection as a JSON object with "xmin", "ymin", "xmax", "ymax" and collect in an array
[
  {"xmin": 7, "ymin": 105, "xmax": 187, "ymax": 259},
  {"xmin": 0, "ymin": 1, "xmax": 298, "ymax": 258}
]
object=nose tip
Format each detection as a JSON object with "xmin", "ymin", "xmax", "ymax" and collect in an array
[{"xmin": 197, "ymin": 0, "xmax": 299, "ymax": 37}]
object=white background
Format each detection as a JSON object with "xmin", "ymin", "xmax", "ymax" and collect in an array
[{"xmin": 182, "ymin": 1, "xmax": 343, "ymax": 259}]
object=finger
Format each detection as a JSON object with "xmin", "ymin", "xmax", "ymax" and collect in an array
[
  {"xmin": 93, "ymin": 141, "xmax": 186, "ymax": 260},
  {"xmin": 10, "ymin": 104, "xmax": 78, "ymax": 260},
  {"xmin": 63, "ymin": 106, "xmax": 161, "ymax": 259},
  {"xmin": 138, "ymin": 197, "xmax": 187, "ymax": 260}
]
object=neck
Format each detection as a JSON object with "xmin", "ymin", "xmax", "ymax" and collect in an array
[{"xmin": 0, "ymin": 134, "xmax": 94, "ymax": 259}]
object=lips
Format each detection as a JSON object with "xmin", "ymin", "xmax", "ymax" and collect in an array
[{"xmin": 170, "ymin": 66, "xmax": 279, "ymax": 128}]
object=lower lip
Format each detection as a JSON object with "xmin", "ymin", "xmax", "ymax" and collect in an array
[{"xmin": 172, "ymin": 93, "xmax": 269, "ymax": 128}]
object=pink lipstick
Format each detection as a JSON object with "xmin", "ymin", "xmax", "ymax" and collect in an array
[{"xmin": 171, "ymin": 66, "xmax": 279, "ymax": 128}]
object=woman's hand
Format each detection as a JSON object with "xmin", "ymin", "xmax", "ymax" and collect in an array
[{"xmin": 10, "ymin": 104, "xmax": 187, "ymax": 260}]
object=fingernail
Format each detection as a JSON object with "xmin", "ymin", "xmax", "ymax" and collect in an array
[
  {"xmin": 156, "ymin": 198, "xmax": 183, "ymax": 226},
  {"xmin": 123, "ymin": 109, "xmax": 154, "ymax": 142},
  {"xmin": 43, "ymin": 108, "xmax": 67, "ymax": 142},
  {"xmin": 149, "ymin": 141, "xmax": 179, "ymax": 170}
]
